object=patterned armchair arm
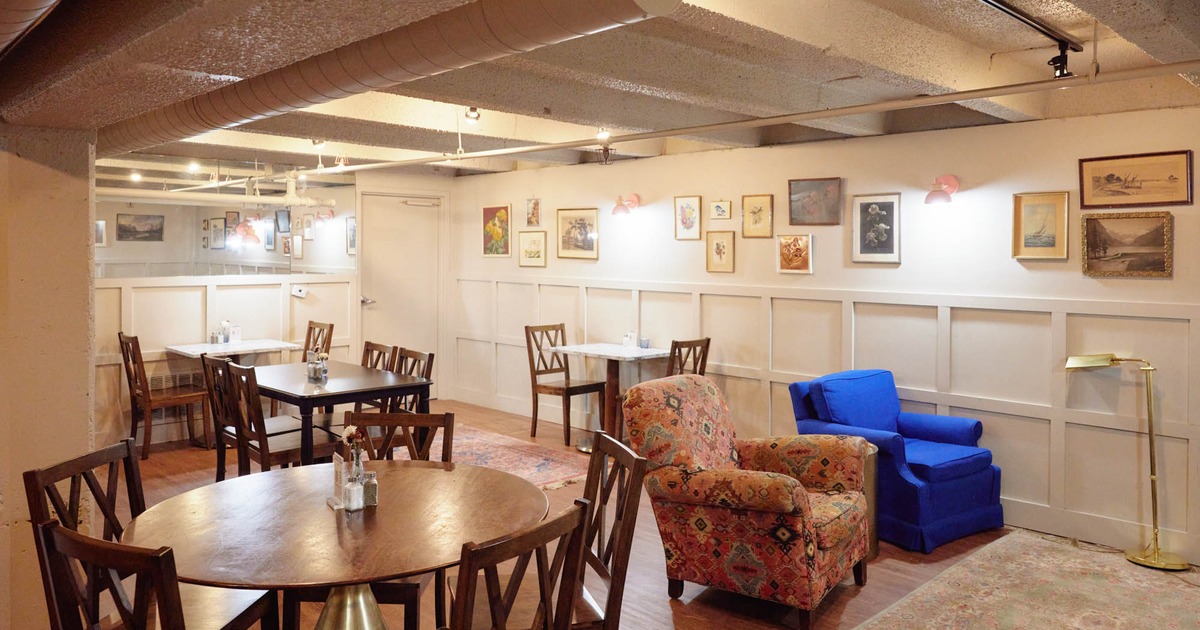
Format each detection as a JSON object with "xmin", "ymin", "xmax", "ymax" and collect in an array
[
  {"xmin": 736, "ymin": 435, "xmax": 868, "ymax": 492},
  {"xmin": 644, "ymin": 466, "xmax": 808, "ymax": 516}
]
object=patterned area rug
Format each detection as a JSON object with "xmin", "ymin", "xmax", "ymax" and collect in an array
[
  {"xmin": 396, "ymin": 424, "xmax": 590, "ymax": 490},
  {"xmin": 859, "ymin": 529, "xmax": 1200, "ymax": 629}
]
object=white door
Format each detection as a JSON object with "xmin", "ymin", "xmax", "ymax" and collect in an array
[{"xmin": 360, "ymin": 193, "xmax": 441, "ymax": 397}]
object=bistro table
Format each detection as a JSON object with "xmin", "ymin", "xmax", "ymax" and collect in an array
[
  {"xmin": 165, "ymin": 338, "xmax": 301, "ymax": 364},
  {"xmin": 123, "ymin": 461, "xmax": 549, "ymax": 630},
  {"xmin": 252, "ymin": 360, "xmax": 432, "ymax": 465},
  {"xmin": 551, "ymin": 343, "xmax": 669, "ymax": 449}
]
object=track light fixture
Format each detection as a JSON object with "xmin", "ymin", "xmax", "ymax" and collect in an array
[
  {"xmin": 465, "ymin": 107, "xmax": 480, "ymax": 124},
  {"xmin": 1048, "ymin": 41, "xmax": 1072, "ymax": 78}
]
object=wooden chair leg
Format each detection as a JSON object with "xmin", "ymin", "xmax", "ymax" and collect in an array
[
  {"xmin": 434, "ymin": 567, "xmax": 446, "ymax": 629},
  {"xmin": 530, "ymin": 393, "xmax": 539, "ymax": 437},
  {"xmin": 140, "ymin": 407, "xmax": 154, "ymax": 459},
  {"xmin": 183, "ymin": 403, "xmax": 197, "ymax": 444},
  {"xmin": 200, "ymin": 399, "xmax": 213, "ymax": 449},
  {"xmin": 215, "ymin": 438, "xmax": 227, "ymax": 482},
  {"xmin": 797, "ymin": 608, "xmax": 812, "ymax": 630},
  {"xmin": 668, "ymin": 578, "xmax": 684, "ymax": 598},
  {"xmin": 853, "ymin": 558, "xmax": 868, "ymax": 586},
  {"xmin": 561, "ymin": 394, "xmax": 572, "ymax": 446}
]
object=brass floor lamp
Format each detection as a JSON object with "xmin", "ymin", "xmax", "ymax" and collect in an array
[{"xmin": 1065, "ymin": 353, "xmax": 1188, "ymax": 570}]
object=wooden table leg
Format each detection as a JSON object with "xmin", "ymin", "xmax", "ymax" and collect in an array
[{"xmin": 299, "ymin": 403, "xmax": 314, "ymax": 465}]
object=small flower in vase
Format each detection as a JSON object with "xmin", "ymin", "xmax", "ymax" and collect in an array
[
  {"xmin": 341, "ymin": 424, "xmax": 367, "ymax": 480},
  {"xmin": 318, "ymin": 352, "xmax": 329, "ymax": 377}
]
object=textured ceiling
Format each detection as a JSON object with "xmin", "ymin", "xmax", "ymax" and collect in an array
[{"xmin": 1, "ymin": 0, "xmax": 1198, "ymax": 187}]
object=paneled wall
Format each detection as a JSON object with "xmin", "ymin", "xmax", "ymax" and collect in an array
[
  {"xmin": 437, "ymin": 107, "xmax": 1200, "ymax": 561},
  {"xmin": 93, "ymin": 273, "xmax": 358, "ymax": 448}
]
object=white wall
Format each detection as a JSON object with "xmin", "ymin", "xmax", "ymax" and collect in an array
[{"xmin": 436, "ymin": 107, "xmax": 1200, "ymax": 561}]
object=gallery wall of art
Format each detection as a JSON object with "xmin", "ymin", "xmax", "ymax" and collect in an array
[{"xmin": 432, "ymin": 106, "xmax": 1200, "ymax": 562}]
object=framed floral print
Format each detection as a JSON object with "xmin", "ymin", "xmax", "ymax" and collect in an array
[
  {"xmin": 483, "ymin": 204, "xmax": 510, "ymax": 257},
  {"xmin": 705, "ymin": 231, "xmax": 734, "ymax": 272},
  {"xmin": 674, "ymin": 195, "xmax": 701, "ymax": 240},
  {"xmin": 741, "ymin": 194, "xmax": 773, "ymax": 238},
  {"xmin": 709, "ymin": 199, "xmax": 732, "ymax": 220},
  {"xmin": 851, "ymin": 193, "xmax": 900, "ymax": 263},
  {"xmin": 777, "ymin": 234, "xmax": 813, "ymax": 274},
  {"xmin": 518, "ymin": 231, "xmax": 547, "ymax": 267}
]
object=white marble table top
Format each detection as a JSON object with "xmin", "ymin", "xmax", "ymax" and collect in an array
[
  {"xmin": 165, "ymin": 338, "xmax": 301, "ymax": 359},
  {"xmin": 551, "ymin": 342, "xmax": 669, "ymax": 362}
]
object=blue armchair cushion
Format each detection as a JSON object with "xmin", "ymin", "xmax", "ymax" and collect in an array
[
  {"xmin": 903, "ymin": 438, "xmax": 993, "ymax": 483},
  {"xmin": 809, "ymin": 369, "xmax": 900, "ymax": 433}
]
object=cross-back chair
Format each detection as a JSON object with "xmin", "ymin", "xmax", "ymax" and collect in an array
[
  {"xmin": 389, "ymin": 348, "xmax": 435, "ymax": 413},
  {"xmin": 525, "ymin": 324, "xmax": 606, "ymax": 446},
  {"xmin": 354, "ymin": 341, "xmax": 400, "ymax": 413},
  {"xmin": 665, "ymin": 337, "xmax": 711, "ymax": 376},
  {"xmin": 118, "ymin": 332, "xmax": 210, "ymax": 459},
  {"xmin": 343, "ymin": 411, "xmax": 455, "ymax": 462},
  {"xmin": 448, "ymin": 499, "xmax": 591, "ymax": 630},
  {"xmin": 272, "ymin": 320, "xmax": 335, "ymax": 415},
  {"xmin": 34, "ymin": 519, "xmax": 278, "ymax": 630},
  {"xmin": 23, "ymin": 439, "xmax": 277, "ymax": 630},
  {"xmin": 202, "ymin": 354, "xmax": 302, "ymax": 481},
  {"xmin": 227, "ymin": 362, "xmax": 340, "ymax": 472}
]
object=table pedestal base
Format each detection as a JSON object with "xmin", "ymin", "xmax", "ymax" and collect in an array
[{"xmin": 315, "ymin": 584, "xmax": 389, "ymax": 629}]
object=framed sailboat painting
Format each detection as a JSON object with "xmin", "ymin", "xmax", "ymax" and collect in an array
[{"xmin": 1012, "ymin": 192, "xmax": 1068, "ymax": 259}]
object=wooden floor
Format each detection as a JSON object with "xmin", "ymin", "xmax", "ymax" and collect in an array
[{"xmin": 137, "ymin": 400, "xmax": 1007, "ymax": 629}]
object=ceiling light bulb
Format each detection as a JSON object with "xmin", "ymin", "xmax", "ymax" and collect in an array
[
  {"xmin": 596, "ymin": 128, "xmax": 611, "ymax": 141},
  {"xmin": 187, "ymin": 161, "xmax": 200, "ymax": 174},
  {"xmin": 311, "ymin": 139, "xmax": 326, "ymax": 149},
  {"xmin": 298, "ymin": 172, "xmax": 307, "ymax": 181},
  {"xmin": 465, "ymin": 107, "xmax": 480, "ymax": 124},
  {"xmin": 130, "ymin": 171, "xmax": 142, "ymax": 182}
]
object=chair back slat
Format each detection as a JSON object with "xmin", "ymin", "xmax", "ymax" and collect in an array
[
  {"xmin": 388, "ymin": 348, "xmax": 434, "ymax": 412},
  {"xmin": 303, "ymin": 321, "xmax": 334, "ymax": 356},
  {"xmin": 227, "ymin": 363, "xmax": 273, "ymax": 465},
  {"xmin": 201, "ymin": 354, "xmax": 236, "ymax": 433},
  {"xmin": 117, "ymin": 332, "xmax": 152, "ymax": 404},
  {"xmin": 362, "ymin": 341, "xmax": 398, "ymax": 371},
  {"xmin": 525, "ymin": 324, "xmax": 570, "ymax": 381},
  {"xmin": 450, "ymin": 499, "xmax": 590, "ymax": 630},
  {"xmin": 342, "ymin": 411, "xmax": 454, "ymax": 462},
  {"xmin": 666, "ymin": 337, "xmax": 711, "ymax": 376}
]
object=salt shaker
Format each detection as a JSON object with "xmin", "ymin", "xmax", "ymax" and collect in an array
[{"xmin": 343, "ymin": 477, "xmax": 364, "ymax": 512}]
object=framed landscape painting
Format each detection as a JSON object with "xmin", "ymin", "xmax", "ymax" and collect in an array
[
  {"xmin": 116, "ymin": 214, "xmax": 164, "ymax": 242},
  {"xmin": 557, "ymin": 208, "xmax": 598, "ymax": 259},
  {"xmin": 777, "ymin": 234, "xmax": 813, "ymax": 274},
  {"xmin": 674, "ymin": 195, "xmax": 701, "ymax": 240},
  {"xmin": 705, "ymin": 231, "xmax": 734, "ymax": 272},
  {"xmin": 1012, "ymin": 192, "xmax": 1068, "ymax": 259},
  {"xmin": 518, "ymin": 231, "xmax": 547, "ymax": 267},
  {"xmin": 1082, "ymin": 211, "xmax": 1172, "ymax": 278},
  {"xmin": 851, "ymin": 193, "xmax": 900, "ymax": 263},
  {"xmin": 788, "ymin": 177, "xmax": 841, "ymax": 225},
  {"xmin": 95, "ymin": 221, "xmax": 107, "ymax": 247},
  {"xmin": 741, "ymin": 194, "xmax": 773, "ymax": 238},
  {"xmin": 1079, "ymin": 150, "xmax": 1192, "ymax": 209},
  {"xmin": 483, "ymin": 204, "xmax": 510, "ymax": 257}
]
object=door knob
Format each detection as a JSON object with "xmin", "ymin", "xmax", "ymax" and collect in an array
[{"xmin": 360, "ymin": 296, "xmax": 377, "ymax": 305}]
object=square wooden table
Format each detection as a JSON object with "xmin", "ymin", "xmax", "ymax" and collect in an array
[
  {"xmin": 252, "ymin": 360, "xmax": 432, "ymax": 464},
  {"xmin": 165, "ymin": 338, "xmax": 301, "ymax": 364},
  {"xmin": 551, "ymin": 343, "xmax": 668, "ymax": 446}
]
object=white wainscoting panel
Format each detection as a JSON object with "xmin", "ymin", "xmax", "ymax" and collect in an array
[
  {"xmin": 971, "ymin": 409, "xmax": 1052, "ymax": 506},
  {"xmin": 585, "ymin": 287, "xmax": 635, "ymax": 344},
  {"xmin": 854, "ymin": 302, "xmax": 937, "ymax": 390},
  {"xmin": 455, "ymin": 279, "xmax": 494, "ymax": 338},
  {"xmin": 710, "ymin": 373, "xmax": 770, "ymax": 437},
  {"xmin": 95, "ymin": 287, "xmax": 123, "ymax": 357},
  {"xmin": 497, "ymin": 282, "xmax": 536, "ymax": 342},
  {"xmin": 539, "ymin": 284, "xmax": 584, "ymax": 337},
  {"xmin": 131, "ymin": 286, "xmax": 206, "ymax": 350},
  {"xmin": 701, "ymin": 294, "xmax": 767, "ymax": 370},
  {"xmin": 950, "ymin": 308, "xmax": 1052, "ymax": 404},
  {"xmin": 772, "ymin": 298, "xmax": 842, "ymax": 376},
  {"xmin": 640, "ymin": 290, "xmax": 694, "ymax": 348},
  {"xmin": 215, "ymin": 284, "xmax": 283, "ymax": 340}
]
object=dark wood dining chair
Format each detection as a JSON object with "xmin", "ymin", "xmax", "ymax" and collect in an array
[
  {"xmin": 23, "ymin": 438, "xmax": 277, "ymax": 630},
  {"xmin": 283, "ymin": 410, "xmax": 456, "ymax": 630},
  {"xmin": 571, "ymin": 432, "xmax": 648, "ymax": 630},
  {"xmin": 118, "ymin": 332, "xmax": 210, "ymax": 459},
  {"xmin": 227, "ymin": 362, "xmax": 341, "ymax": 473},
  {"xmin": 525, "ymin": 324, "xmax": 605, "ymax": 445},
  {"xmin": 34, "ymin": 519, "xmax": 279, "ymax": 630},
  {"xmin": 665, "ymin": 337, "xmax": 711, "ymax": 376},
  {"xmin": 448, "ymin": 499, "xmax": 591, "ymax": 630},
  {"xmin": 388, "ymin": 347, "xmax": 435, "ymax": 412},
  {"xmin": 354, "ymin": 341, "xmax": 400, "ymax": 413},
  {"xmin": 272, "ymin": 320, "xmax": 335, "ymax": 415},
  {"xmin": 202, "ymin": 354, "xmax": 301, "ymax": 482}
]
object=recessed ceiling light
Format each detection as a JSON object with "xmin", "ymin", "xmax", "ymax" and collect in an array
[
  {"xmin": 130, "ymin": 172, "xmax": 142, "ymax": 182},
  {"xmin": 187, "ymin": 161, "xmax": 200, "ymax": 173}
]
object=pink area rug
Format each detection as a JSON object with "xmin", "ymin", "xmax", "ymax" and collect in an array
[
  {"xmin": 396, "ymin": 424, "xmax": 589, "ymax": 491},
  {"xmin": 859, "ymin": 529, "xmax": 1200, "ymax": 629}
]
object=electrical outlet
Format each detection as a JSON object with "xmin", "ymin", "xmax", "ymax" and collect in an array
[{"xmin": 290, "ymin": 286, "xmax": 307, "ymax": 298}]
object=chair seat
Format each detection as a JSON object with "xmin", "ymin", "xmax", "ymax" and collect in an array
[
  {"xmin": 535, "ymin": 378, "xmax": 606, "ymax": 396},
  {"xmin": 148, "ymin": 384, "xmax": 208, "ymax": 406},
  {"xmin": 806, "ymin": 490, "xmax": 867, "ymax": 550},
  {"xmin": 223, "ymin": 415, "xmax": 303, "ymax": 438},
  {"xmin": 903, "ymin": 438, "xmax": 992, "ymax": 482},
  {"xmin": 178, "ymin": 583, "xmax": 273, "ymax": 630},
  {"xmin": 247, "ymin": 427, "xmax": 342, "ymax": 461}
]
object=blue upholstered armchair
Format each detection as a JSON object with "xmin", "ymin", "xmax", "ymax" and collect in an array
[{"xmin": 789, "ymin": 369, "xmax": 1003, "ymax": 553}]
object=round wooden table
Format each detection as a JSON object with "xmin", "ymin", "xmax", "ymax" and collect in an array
[{"xmin": 123, "ymin": 461, "xmax": 549, "ymax": 626}]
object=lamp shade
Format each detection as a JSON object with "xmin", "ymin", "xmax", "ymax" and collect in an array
[{"xmin": 924, "ymin": 175, "xmax": 959, "ymax": 204}]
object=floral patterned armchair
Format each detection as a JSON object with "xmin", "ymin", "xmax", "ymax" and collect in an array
[{"xmin": 623, "ymin": 374, "xmax": 869, "ymax": 630}]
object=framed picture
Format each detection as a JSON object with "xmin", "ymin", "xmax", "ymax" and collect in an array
[
  {"xmin": 788, "ymin": 177, "xmax": 842, "ymax": 225},
  {"xmin": 777, "ymin": 234, "xmax": 813, "ymax": 274},
  {"xmin": 94, "ymin": 220, "xmax": 108, "ymax": 248},
  {"xmin": 346, "ymin": 217, "xmax": 357, "ymax": 255},
  {"xmin": 674, "ymin": 195, "xmax": 701, "ymax": 240},
  {"xmin": 302, "ymin": 214, "xmax": 315, "ymax": 240},
  {"xmin": 201, "ymin": 236, "xmax": 208, "ymax": 249},
  {"xmin": 518, "ymin": 231, "xmax": 547, "ymax": 267},
  {"xmin": 263, "ymin": 219, "xmax": 276, "ymax": 251},
  {"xmin": 225, "ymin": 211, "xmax": 240, "ymax": 228},
  {"xmin": 526, "ymin": 198, "xmax": 541, "ymax": 226},
  {"xmin": 851, "ymin": 193, "xmax": 900, "ymax": 263},
  {"xmin": 293, "ymin": 217, "xmax": 302, "ymax": 235},
  {"xmin": 557, "ymin": 208, "xmax": 599, "ymax": 259},
  {"xmin": 210, "ymin": 217, "xmax": 226, "ymax": 249},
  {"xmin": 201, "ymin": 219, "xmax": 209, "ymax": 231},
  {"xmin": 1082, "ymin": 211, "xmax": 1172, "ymax": 278},
  {"xmin": 292, "ymin": 234, "xmax": 304, "ymax": 260},
  {"xmin": 483, "ymin": 204, "xmax": 510, "ymax": 257},
  {"xmin": 741, "ymin": 194, "xmax": 773, "ymax": 238},
  {"xmin": 116, "ymin": 214, "xmax": 164, "ymax": 242},
  {"xmin": 1012, "ymin": 192, "xmax": 1069, "ymax": 259},
  {"xmin": 282, "ymin": 235, "xmax": 291, "ymax": 256},
  {"xmin": 709, "ymin": 199, "xmax": 732, "ymax": 220},
  {"xmin": 705, "ymin": 231, "xmax": 735, "ymax": 273},
  {"xmin": 276, "ymin": 209, "xmax": 291, "ymax": 234},
  {"xmin": 1079, "ymin": 150, "xmax": 1192, "ymax": 209}
]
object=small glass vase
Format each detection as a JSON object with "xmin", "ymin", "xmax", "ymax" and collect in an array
[{"xmin": 349, "ymin": 447, "xmax": 365, "ymax": 482}]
